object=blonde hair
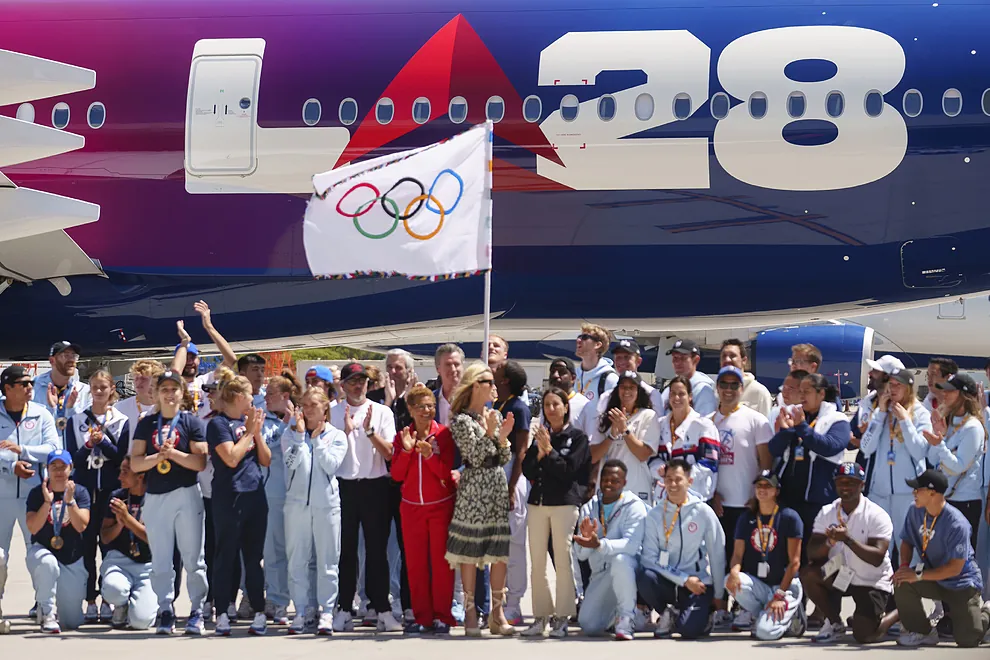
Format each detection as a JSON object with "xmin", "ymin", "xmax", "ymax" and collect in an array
[
  {"xmin": 301, "ymin": 386, "xmax": 331, "ymax": 421},
  {"xmin": 580, "ymin": 323, "xmax": 613, "ymax": 357},
  {"xmin": 219, "ymin": 371, "xmax": 253, "ymax": 405},
  {"xmin": 89, "ymin": 368, "xmax": 119, "ymax": 404},
  {"xmin": 366, "ymin": 364, "xmax": 383, "ymax": 387},
  {"xmin": 130, "ymin": 359, "xmax": 165, "ymax": 378},
  {"xmin": 268, "ymin": 368, "xmax": 302, "ymax": 405},
  {"xmin": 450, "ymin": 362, "xmax": 493, "ymax": 416},
  {"xmin": 791, "ymin": 343, "xmax": 822, "ymax": 367},
  {"xmin": 154, "ymin": 374, "xmax": 193, "ymax": 412}
]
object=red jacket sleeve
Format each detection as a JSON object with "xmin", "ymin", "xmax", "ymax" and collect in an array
[
  {"xmin": 422, "ymin": 427, "xmax": 456, "ymax": 491},
  {"xmin": 390, "ymin": 431, "xmax": 414, "ymax": 482}
]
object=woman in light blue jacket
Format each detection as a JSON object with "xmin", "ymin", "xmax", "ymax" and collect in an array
[
  {"xmin": 859, "ymin": 368, "xmax": 930, "ymax": 552},
  {"xmin": 282, "ymin": 387, "xmax": 348, "ymax": 636}
]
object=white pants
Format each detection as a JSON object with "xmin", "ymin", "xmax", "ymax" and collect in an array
[
  {"xmin": 730, "ymin": 572, "xmax": 803, "ymax": 641},
  {"xmin": 0, "ymin": 497, "xmax": 28, "ymax": 601},
  {"xmin": 101, "ymin": 550, "xmax": 157, "ymax": 629},
  {"xmin": 505, "ymin": 479, "xmax": 529, "ymax": 613},
  {"xmin": 144, "ymin": 485, "xmax": 208, "ymax": 613},
  {"xmin": 871, "ymin": 493, "xmax": 915, "ymax": 562},
  {"xmin": 27, "ymin": 545, "xmax": 87, "ymax": 629},
  {"xmin": 285, "ymin": 502, "xmax": 341, "ymax": 614},
  {"xmin": 577, "ymin": 553, "xmax": 637, "ymax": 635},
  {"xmin": 264, "ymin": 496, "xmax": 289, "ymax": 608}
]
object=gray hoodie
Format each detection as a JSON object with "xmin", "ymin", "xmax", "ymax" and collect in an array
[
  {"xmin": 640, "ymin": 492, "xmax": 725, "ymax": 591},
  {"xmin": 574, "ymin": 490, "xmax": 649, "ymax": 576}
]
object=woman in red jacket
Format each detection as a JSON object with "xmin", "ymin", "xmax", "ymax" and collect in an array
[{"xmin": 391, "ymin": 384, "xmax": 457, "ymax": 634}]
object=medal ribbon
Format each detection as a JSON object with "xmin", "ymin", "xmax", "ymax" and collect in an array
[
  {"xmin": 661, "ymin": 499, "xmax": 682, "ymax": 549},
  {"xmin": 597, "ymin": 494, "xmax": 628, "ymax": 537},
  {"xmin": 154, "ymin": 413, "xmax": 173, "ymax": 451},
  {"xmin": 920, "ymin": 511, "xmax": 940, "ymax": 560},
  {"xmin": 51, "ymin": 495, "xmax": 67, "ymax": 540},
  {"xmin": 757, "ymin": 506, "xmax": 779, "ymax": 559}
]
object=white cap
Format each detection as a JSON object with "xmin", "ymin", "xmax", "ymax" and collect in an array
[{"xmin": 865, "ymin": 354, "xmax": 905, "ymax": 374}]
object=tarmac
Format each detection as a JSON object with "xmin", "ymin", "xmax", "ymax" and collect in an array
[{"xmin": 0, "ymin": 525, "xmax": 984, "ymax": 658}]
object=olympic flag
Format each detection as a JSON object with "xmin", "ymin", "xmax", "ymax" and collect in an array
[{"xmin": 304, "ymin": 122, "xmax": 493, "ymax": 279}]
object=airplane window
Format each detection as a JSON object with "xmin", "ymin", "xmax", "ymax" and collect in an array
[
  {"xmin": 16, "ymin": 102, "xmax": 35, "ymax": 123},
  {"xmin": 749, "ymin": 92, "xmax": 767, "ymax": 119},
  {"xmin": 787, "ymin": 91, "xmax": 806, "ymax": 118},
  {"xmin": 412, "ymin": 97, "xmax": 431, "ymax": 124},
  {"xmin": 673, "ymin": 93, "xmax": 692, "ymax": 120},
  {"xmin": 826, "ymin": 91, "xmax": 844, "ymax": 118},
  {"xmin": 302, "ymin": 98, "xmax": 321, "ymax": 126},
  {"xmin": 864, "ymin": 90, "xmax": 884, "ymax": 117},
  {"xmin": 339, "ymin": 98, "xmax": 358, "ymax": 125},
  {"xmin": 902, "ymin": 89, "xmax": 923, "ymax": 118},
  {"xmin": 376, "ymin": 98, "xmax": 394, "ymax": 125},
  {"xmin": 634, "ymin": 93, "xmax": 654, "ymax": 121},
  {"xmin": 710, "ymin": 93, "xmax": 730, "ymax": 120},
  {"xmin": 486, "ymin": 96, "xmax": 505, "ymax": 123},
  {"xmin": 449, "ymin": 96, "xmax": 467, "ymax": 124},
  {"xmin": 983, "ymin": 88, "xmax": 990, "ymax": 116},
  {"xmin": 523, "ymin": 95, "xmax": 542, "ymax": 123},
  {"xmin": 87, "ymin": 102, "xmax": 105, "ymax": 129},
  {"xmin": 598, "ymin": 95, "xmax": 616, "ymax": 121},
  {"xmin": 52, "ymin": 102, "xmax": 70, "ymax": 129},
  {"xmin": 560, "ymin": 94, "xmax": 579, "ymax": 122},
  {"xmin": 942, "ymin": 88, "xmax": 962, "ymax": 117}
]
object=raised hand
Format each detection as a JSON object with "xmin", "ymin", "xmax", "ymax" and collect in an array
[
  {"xmin": 922, "ymin": 429, "xmax": 943, "ymax": 448},
  {"xmin": 363, "ymin": 407, "xmax": 374, "ymax": 434},
  {"xmin": 416, "ymin": 439, "xmax": 434, "ymax": 459},
  {"xmin": 499, "ymin": 411, "xmax": 515, "ymax": 440},
  {"xmin": 176, "ymin": 320, "xmax": 191, "ymax": 345},
  {"xmin": 292, "ymin": 407, "xmax": 305, "ymax": 433},
  {"xmin": 607, "ymin": 408, "xmax": 628, "ymax": 435},
  {"xmin": 483, "ymin": 408, "xmax": 499, "ymax": 437},
  {"xmin": 579, "ymin": 517, "xmax": 598, "ymax": 538},
  {"xmin": 790, "ymin": 404, "xmax": 805, "ymax": 426},
  {"xmin": 891, "ymin": 401, "xmax": 910, "ymax": 422},
  {"xmin": 384, "ymin": 376, "xmax": 397, "ymax": 406},
  {"xmin": 47, "ymin": 383, "xmax": 58, "ymax": 409},
  {"xmin": 400, "ymin": 427, "xmax": 416, "ymax": 452},
  {"xmin": 42, "ymin": 477, "xmax": 53, "ymax": 503},
  {"xmin": 343, "ymin": 405, "xmax": 356, "ymax": 435},
  {"xmin": 66, "ymin": 387, "xmax": 79, "ymax": 410},
  {"xmin": 247, "ymin": 407, "xmax": 264, "ymax": 438},
  {"xmin": 109, "ymin": 497, "xmax": 127, "ymax": 522},
  {"xmin": 931, "ymin": 409, "xmax": 947, "ymax": 437},
  {"xmin": 193, "ymin": 300, "xmax": 213, "ymax": 328},
  {"xmin": 64, "ymin": 480, "xmax": 76, "ymax": 505}
]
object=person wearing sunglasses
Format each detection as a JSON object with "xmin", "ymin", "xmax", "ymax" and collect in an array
[
  {"xmin": 573, "ymin": 325, "xmax": 618, "ymax": 437},
  {"xmin": 0, "ymin": 365, "xmax": 59, "ymax": 634},
  {"xmin": 391, "ymin": 385, "xmax": 457, "ymax": 633}
]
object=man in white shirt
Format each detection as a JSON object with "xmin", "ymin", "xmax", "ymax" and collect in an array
[
  {"xmin": 719, "ymin": 339, "xmax": 771, "ymax": 419},
  {"xmin": 433, "ymin": 344, "xmax": 464, "ymax": 427},
  {"xmin": 801, "ymin": 463, "xmax": 895, "ymax": 644},
  {"xmin": 659, "ymin": 339, "xmax": 717, "ymax": 416},
  {"xmin": 330, "ymin": 363, "xmax": 400, "ymax": 633}
]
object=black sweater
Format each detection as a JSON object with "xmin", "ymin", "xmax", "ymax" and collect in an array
[{"xmin": 522, "ymin": 425, "xmax": 590, "ymax": 507}]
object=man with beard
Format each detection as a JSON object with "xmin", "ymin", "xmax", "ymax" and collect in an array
[
  {"xmin": 172, "ymin": 300, "xmax": 238, "ymax": 419},
  {"xmin": 34, "ymin": 341, "xmax": 92, "ymax": 443}
]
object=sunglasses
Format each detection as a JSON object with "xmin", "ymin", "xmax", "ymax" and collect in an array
[
  {"xmin": 477, "ymin": 378, "xmax": 495, "ymax": 386},
  {"xmin": 577, "ymin": 333, "xmax": 596, "ymax": 341},
  {"xmin": 12, "ymin": 380, "xmax": 34, "ymax": 388},
  {"xmin": 717, "ymin": 381, "xmax": 741, "ymax": 390}
]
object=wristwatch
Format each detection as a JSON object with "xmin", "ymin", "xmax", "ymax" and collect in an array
[{"xmin": 623, "ymin": 429, "xmax": 633, "ymax": 437}]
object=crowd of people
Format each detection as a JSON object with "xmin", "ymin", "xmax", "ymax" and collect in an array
[{"xmin": 0, "ymin": 308, "xmax": 988, "ymax": 647}]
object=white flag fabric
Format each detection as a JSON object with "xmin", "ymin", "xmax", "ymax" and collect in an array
[{"xmin": 304, "ymin": 122, "xmax": 493, "ymax": 279}]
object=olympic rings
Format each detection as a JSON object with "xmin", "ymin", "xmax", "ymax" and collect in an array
[
  {"xmin": 355, "ymin": 197, "xmax": 400, "ymax": 239},
  {"xmin": 402, "ymin": 195, "xmax": 444, "ymax": 240},
  {"xmin": 426, "ymin": 169, "xmax": 463, "ymax": 215},
  {"xmin": 381, "ymin": 178, "xmax": 425, "ymax": 220},
  {"xmin": 336, "ymin": 182, "xmax": 379, "ymax": 218}
]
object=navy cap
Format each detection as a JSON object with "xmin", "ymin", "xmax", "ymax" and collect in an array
[
  {"xmin": 157, "ymin": 370, "xmax": 183, "ymax": 387},
  {"xmin": 176, "ymin": 342, "xmax": 199, "ymax": 356},
  {"xmin": 0, "ymin": 365, "xmax": 31, "ymax": 387},
  {"xmin": 549, "ymin": 357, "xmax": 576, "ymax": 375},
  {"xmin": 935, "ymin": 372, "xmax": 978, "ymax": 396},
  {"xmin": 716, "ymin": 366, "xmax": 744, "ymax": 383},
  {"xmin": 306, "ymin": 365, "xmax": 334, "ymax": 383},
  {"xmin": 47, "ymin": 449, "xmax": 72, "ymax": 466},
  {"xmin": 613, "ymin": 339, "xmax": 641, "ymax": 355},
  {"xmin": 49, "ymin": 341, "xmax": 81, "ymax": 357},
  {"xmin": 905, "ymin": 469, "xmax": 949, "ymax": 494},
  {"xmin": 666, "ymin": 339, "xmax": 701, "ymax": 356},
  {"xmin": 753, "ymin": 469, "xmax": 779, "ymax": 488},
  {"xmin": 616, "ymin": 370, "xmax": 643, "ymax": 386},
  {"xmin": 340, "ymin": 362, "xmax": 369, "ymax": 381},
  {"xmin": 835, "ymin": 462, "xmax": 866, "ymax": 482}
]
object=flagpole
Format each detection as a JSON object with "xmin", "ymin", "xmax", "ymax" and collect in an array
[{"xmin": 482, "ymin": 269, "xmax": 491, "ymax": 362}]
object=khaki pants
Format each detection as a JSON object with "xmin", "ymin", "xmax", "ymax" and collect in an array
[
  {"xmin": 895, "ymin": 580, "xmax": 990, "ymax": 648},
  {"xmin": 527, "ymin": 504, "xmax": 579, "ymax": 618}
]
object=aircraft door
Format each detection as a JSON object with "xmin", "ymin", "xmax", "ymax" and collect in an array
[{"xmin": 185, "ymin": 55, "xmax": 260, "ymax": 176}]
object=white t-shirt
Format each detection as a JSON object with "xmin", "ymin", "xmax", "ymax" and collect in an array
[
  {"xmin": 187, "ymin": 373, "xmax": 214, "ymax": 419},
  {"xmin": 589, "ymin": 408, "xmax": 662, "ymax": 502},
  {"xmin": 438, "ymin": 389, "xmax": 452, "ymax": 427},
  {"xmin": 813, "ymin": 496, "xmax": 894, "ymax": 592},
  {"xmin": 115, "ymin": 396, "xmax": 155, "ymax": 442},
  {"xmin": 331, "ymin": 399, "xmax": 397, "ymax": 480},
  {"xmin": 713, "ymin": 405, "xmax": 773, "ymax": 507}
]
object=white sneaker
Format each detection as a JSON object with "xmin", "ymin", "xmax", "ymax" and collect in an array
[
  {"xmin": 548, "ymin": 616, "xmax": 568, "ymax": 639},
  {"xmin": 237, "ymin": 597, "xmax": 253, "ymax": 620},
  {"xmin": 333, "ymin": 609, "xmax": 354, "ymax": 632},
  {"xmin": 731, "ymin": 609, "xmax": 754, "ymax": 632},
  {"xmin": 215, "ymin": 613, "xmax": 232, "ymax": 636},
  {"xmin": 42, "ymin": 611, "xmax": 60, "ymax": 634},
  {"xmin": 712, "ymin": 609, "xmax": 733, "ymax": 630},
  {"xmin": 521, "ymin": 617, "xmax": 548, "ymax": 637},
  {"xmin": 614, "ymin": 615, "xmax": 634, "ymax": 640},
  {"xmin": 249, "ymin": 612, "xmax": 267, "ymax": 636},
  {"xmin": 111, "ymin": 603, "xmax": 129, "ymax": 628},
  {"xmin": 318, "ymin": 612, "xmax": 334, "ymax": 636},
  {"xmin": 929, "ymin": 601, "xmax": 944, "ymax": 626},
  {"xmin": 84, "ymin": 602, "xmax": 99, "ymax": 623},
  {"xmin": 288, "ymin": 614, "xmax": 306, "ymax": 635},
  {"xmin": 897, "ymin": 629, "xmax": 939, "ymax": 647},
  {"xmin": 377, "ymin": 610, "xmax": 403, "ymax": 632},
  {"xmin": 654, "ymin": 608, "xmax": 674, "ymax": 638},
  {"xmin": 633, "ymin": 607, "xmax": 654, "ymax": 632},
  {"xmin": 812, "ymin": 619, "xmax": 846, "ymax": 644},
  {"xmin": 273, "ymin": 605, "xmax": 289, "ymax": 626}
]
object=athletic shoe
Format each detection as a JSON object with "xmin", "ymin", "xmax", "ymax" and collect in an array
[
  {"xmin": 788, "ymin": 603, "xmax": 807, "ymax": 638},
  {"xmin": 732, "ymin": 610, "xmax": 754, "ymax": 632},
  {"xmin": 403, "ymin": 608, "xmax": 415, "ymax": 624},
  {"xmin": 157, "ymin": 610, "xmax": 175, "ymax": 635},
  {"xmin": 377, "ymin": 610, "xmax": 403, "ymax": 632},
  {"xmin": 362, "ymin": 607, "xmax": 377, "ymax": 627},
  {"xmin": 712, "ymin": 609, "xmax": 733, "ymax": 630},
  {"xmin": 110, "ymin": 603, "xmax": 128, "ymax": 629},
  {"xmin": 289, "ymin": 615, "xmax": 306, "ymax": 635},
  {"xmin": 634, "ymin": 607, "xmax": 654, "ymax": 632},
  {"xmin": 450, "ymin": 601, "xmax": 465, "ymax": 624},
  {"xmin": 185, "ymin": 610, "xmax": 205, "ymax": 636},
  {"xmin": 273, "ymin": 605, "xmax": 289, "ymax": 626},
  {"xmin": 42, "ymin": 611, "xmax": 60, "ymax": 634},
  {"xmin": 614, "ymin": 615, "xmax": 634, "ymax": 641},
  {"xmin": 404, "ymin": 622, "xmax": 430, "ymax": 634},
  {"xmin": 264, "ymin": 599, "xmax": 276, "ymax": 619},
  {"xmin": 332, "ymin": 609, "xmax": 354, "ymax": 632},
  {"xmin": 548, "ymin": 616, "xmax": 568, "ymax": 639},
  {"xmin": 237, "ymin": 597, "xmax": 252, "ymax": 620},
  {"xmin": 503, "ymin": 607, "xmax": 523, "ymax": 626},
  {"xmin": 812, "ymin": 619, "xmax": 846, "ymax": 644},
  {"xmin": 84, "ymin": 602, "xmax": 99, "ymax": 624},
  {"xmin": 897, "ymin": 630, "xmax": 939, "ymax": 647},
  {"xmin": 226, "ymin": 603, "xmax": 237, "ymax": 621},
  {"xmin": 355, "ymin": 602, "xmax": 368, "ymax": 620},
  {"xmin": 99, "ymin": 601, "xmax": 113, "ymax": 623},
  {"xmin": 215, "ymin": 613, "xmax": 232, "ymax": 636},
  {"xmin": 318, "ymin": 613, "xmax": 334, "ymax": 636},
  {"xmin": 653, "ymin": 608, "xmax": 674, "ymax": 638},
  {"xmin": 433, "ymin": 620, "xmax": 451, "ymax": 634},
  {"xmin": 0, "ymin": 605, "xmax": 11, "ymax": 635},
  {"xmin": 521, "ymin": 617, "xmax": 548, "ymax": 637},
  {"xmin": 249, "ymin": 612, "xmax": 267, "ymax": 636},
  {"xmin": 304, "ymin": 606, "xmax": 318, "ymax": 632},
  {"xmin": 29, "ymin": 603, "xmax": 38, "ymax": 620}
]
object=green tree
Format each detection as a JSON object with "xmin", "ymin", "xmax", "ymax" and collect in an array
[{"xmin": 291, "ymin": 347, "xmax": 383, "ymax": 361}]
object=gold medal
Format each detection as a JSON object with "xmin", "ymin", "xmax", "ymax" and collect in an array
[
  {"xmin": 51, "ymin": 535, "xmax": 64, "ymax": 550},
  {"xmin": 56, "ymin": 417, "xmax": 68, "ymax": 432},
  {"xmin": 130, "ymin": 540, "xmax": 140, "ymax": 557},
  {"xmin": 157, "ymin": 459, "xmax": 172, "ymax": 474}
]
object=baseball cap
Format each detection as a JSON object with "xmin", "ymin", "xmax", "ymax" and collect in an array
[
  {"xmin": 549, "ymin": 357, "xmax": 576, "ymax": 375},
  {"xmin": 716, "ymin": 366, "xmax": 744, "ymax": 384},
  {"xmin": 889, "ymin": 368, "xmax": 915, "ymax": 387},
  {"xmin": 613, "ymin": 339, "xmax": 641, "ymax": 355},
  {"xmin": 905, "ymin": 469, "xmax": 949, "ymax": 494},
  {"xmin": 935, "ymin": 372, "xmax": 979, "ymax": 396},
  {"xmin": 753, "ymin": 470, "xmax": 780, "ymax": 488},
  {"xmin": 615, "ymin": 370, "xmax": 643, "ymax": 386},
  {"xmin": 306, "ymin": 365, "xmax": 334, "ymax": 383},
  {"xmin": 835, "ymin": 462, "xmax": 866, "ymax": 482},
  {"xmin": 175, "ymin": 342, "xmax": 199, "ymax": 356},
  {"xmin": 666, "ymin": 339, "xmax": 700, "ymax": 356},
  {"xmin": 158, "ymin": 370, "xmax": 184, "ymax": 387},
  {"xmin": 865, "ymin": 354, "xmax": 905, "ymax": 374},
  {"xmin": 340, "ymin": 363, "xmax": 369, "ymax": 382},
  {"xmin": 47, "ymin": 449, "xmax": 73, "ymax": 466},
  {"xmin": 49, "ymin": 341, "xmax": 81, "ymax": 357},
  {"xmin": 0, "ymin": 365, "xmax": 31, "ymax": 387}
]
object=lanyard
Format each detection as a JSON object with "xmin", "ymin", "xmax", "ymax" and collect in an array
[
  {"xmin": 661, "ymin": 499, "xmax": 682, "ymax": 549},
  {"xmin": 597, "ymin": 493, "xmax": 627, "ymax": 536},
  {"xmin": 717, "ymin": 405, "xmax": 740, "ymax": 424},
  {"xmin": 51, "ymin": 495, "xmax": 67, "ymax": 538},
  {"xmin": 56, "ymin": 385, "xmax": 68, "ymax": 420},
  {"xmin": 498, "ymin": 396, "xmax": 515, "ymax": 414},
  {"xmin": 836, "ymin": 504, "xmax": 853, "ymax": 526},
  {"xmin": 757, "ymin": 506, "xmax": 778, "ymax": 559},
  {"xmin": 920, "ymin": 511, "xmax": 940, "ymax": 559},
  {"xmin": 154, "ymin": 413, "xmax": 173, "ymax": 451}
]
